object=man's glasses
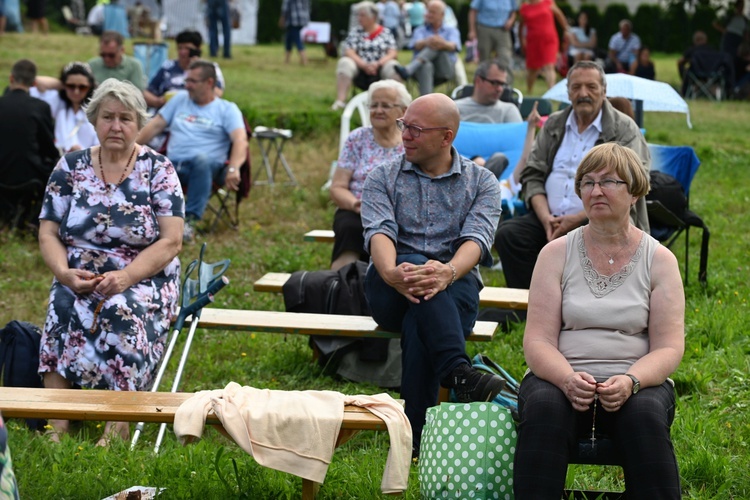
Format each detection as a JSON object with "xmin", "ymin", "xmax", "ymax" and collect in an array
[
  {"xmin": 369, "ymin": 102, "xmax": 400, "ymax": 111},
  {"xmin": 479, "ymin": 76, "xmax": 508, "ymax": 88},
  {"xmin": 396, "ymin": 119, "xmax": 450, "ymax": 138},
  {"xmin": 99, "ymin": 52, "xmax": 118, "ymax": 59},
  {"xmin": 579, "ymin": 179, "xmax": 628, "ymax": 192},
  {"xmin": 65, "ymin": 83, "xmax": 90, "ymax": 92}
]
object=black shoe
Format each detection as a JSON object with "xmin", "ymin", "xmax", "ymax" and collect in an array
[
  {"xmin": 448, "ymin": 363, "xmax": 505, "ymax": 403},
  {"xmin": 394, "ymin": 64, "xmax": 410, "ymax": 81}
]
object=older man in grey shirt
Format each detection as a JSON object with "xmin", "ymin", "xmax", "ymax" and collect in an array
[{"xmin": 361, "ymin": 93, "xmax": 504, "ymax": 457}]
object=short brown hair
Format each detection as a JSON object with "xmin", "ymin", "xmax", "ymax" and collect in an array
[
  {"xmin": 100, "ymin": 30, "xmax": 125, "ymax": 47},
  {"xmin": 575, "ymin": 143, "xmax": 650, "ymax": 198},
  {"xmin": 11, "ymin": 59, "xmax": 37, "ymax": 87}
]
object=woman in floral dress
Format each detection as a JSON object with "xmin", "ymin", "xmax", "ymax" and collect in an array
[{"xmin": 38, "ymin": 79, "xmax": 184, "ymax": 446}]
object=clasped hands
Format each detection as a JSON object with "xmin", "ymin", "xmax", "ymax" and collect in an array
[
  {"xmin": 564, "ymin": 372, "xmax": 633, "ymax": 413},
  {"xmin": 61, "ymin": 269, "xmax": 133, "ymax": 297},
  {"xmin": 542, "ymin": 213, "xmax": 580, "ymax": 241},
  {"xmin": 383, "ymin": 260, "xmax": 452, "ymax": 304}
]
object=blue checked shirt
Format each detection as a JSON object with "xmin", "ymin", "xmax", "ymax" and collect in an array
[
  {"xmin": 281, "ymin": 0, "xmax": 310, "ymax": 28},
  {"xmin": 361, "ymin": 147, "xmax": 502, "ymax": 277}
]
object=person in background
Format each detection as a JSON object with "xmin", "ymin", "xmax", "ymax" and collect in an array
[
  {"xmin": 0, "ymin": 0, "xmax": 7, "ymax": 36},
  {"xmin": 361, "ymin": 93, "xmax": 505, "ymax": 457},
  {"xmin": 280, "ymin": 0, "xmax": 310, "ymax": 66},
  {"xmin": 518, "ymin": 0, "xmax": 568, "ymax": 94},
  {"xmin": 331, "ymin": 1, "xmax": 399, "ymax": 111},
  {"xmin": 330, "ymin": 80, "xmax": 411, "ymax": 271},
  {"xmin": 205, "ymin": 0, "xmax": 232, "ymax": 59},
  {"xmin": 607, "ymin": 19, "xmax": 641, "ymax": 74},
  {"xmin": 567, "ymin": 11, "xmax": 597, "ymax": 63},
  {"xmin": 38, "ymin": 78, "xmax": 184, "ymax": 446},
  {"xmin": 137, "ymin": 60, "xmax": 247, "ymax": 242},
  {"xmin": 407, "ymin": 0, "xmax": 426, "ymax": 33},
  {"xmin": 713, "ymin": 0, "xmax": 749, "ymax": 70},
  {"xmin": 32, "ymin": 62, "xmax": 99, "ymax": 154},
  {"xmin": 379, "ymin": 0, "xmax": 403, "ymax": 48},
  {"xmin": 0, "ymin": 59, "xmax": 58, "ymax": 227},
  {"xmin": 143, "ymin": 30, "xmax": 226, "ymax": 110},
  {"xmin": 513, "ymin": 143, "xmax": 684, "ymax": 498},
  {"xmin": 467, "ymin": 0, "xmax": 517, "ymax": 66},
  {"xmin": 88, "ymin": 31, "xmax": 146, "ymax": 91},
  {"xmin": 26, "ymin": 0, "xmax": 48, "ymax": 34},
  {"xmin": 87, "ymin": 1, "xmax": 104, "ymax": 35},
  {"xmin": 395, "ymin": 0, "xmax": 461, "ymax": 96},
  {"xmin": 632, "ymin": 46, "xmax": 655, "ymax": 79}
]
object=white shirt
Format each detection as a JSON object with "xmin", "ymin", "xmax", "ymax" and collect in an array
[
  {"xmin": 30, "ymin": 88, "xmax": 99, "ymax": 153},
  {"xmin": 545, "ymin": 109, "xmax": 602, "ymax": 216}
]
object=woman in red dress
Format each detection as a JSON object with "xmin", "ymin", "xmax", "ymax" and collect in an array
[{"xmin": 518, "ymin": 0, "xmax": 568, "ymax": 94}]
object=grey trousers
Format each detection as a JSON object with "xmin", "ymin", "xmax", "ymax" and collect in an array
[{"xmin": 407, "ymin": 47, "xmax": 456, "ymax": 95}]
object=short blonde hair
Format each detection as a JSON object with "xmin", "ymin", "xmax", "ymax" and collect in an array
[
  {"xmin": 575, "ymin": 143, "xmax": 650, "ymax": 198},
  {"xmin": 368, "ymin": 80, "xmax": 412, "ymax": 108},
  {"xmin": 85, "ymin": 78, "xmax": 150, "ymax": 129}
]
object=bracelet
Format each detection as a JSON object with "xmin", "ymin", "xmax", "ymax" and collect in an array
[{"xmin": 447, "ymin": 262, "xmax": 457, "ymax": 287}]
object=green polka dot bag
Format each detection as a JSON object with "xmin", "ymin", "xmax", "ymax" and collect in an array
[{"xmin": 419, "ymin": 402, "xmax": 517, "ymax": 499}]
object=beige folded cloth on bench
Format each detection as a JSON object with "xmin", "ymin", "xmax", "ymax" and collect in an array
[{"xmin": 173, "ymin": 381, "xmax": 411, "ymax": 494}]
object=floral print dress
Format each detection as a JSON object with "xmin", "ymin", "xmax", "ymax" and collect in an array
[{"xmin": 38, "ymin": 146, "xmax": 184, "ymax": 391}]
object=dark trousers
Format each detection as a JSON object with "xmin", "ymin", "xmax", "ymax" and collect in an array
[
  {"xmin": 364, "ymin": 254, "xmax": 479, "ymax": 451},
  {"xmin": 207, "ymin": 0, "xmax": 231, "ymax": 58},
  {"xmin": 514, "ymin": 374, "xmax": 680, "ymax": 499},
  {"xmin": 331, "ymin": 208, "xmax": 368, "ymax": 263},
  {"xmin": 494, "ymin": 210, "xmax": 548, "ymax": 289}
]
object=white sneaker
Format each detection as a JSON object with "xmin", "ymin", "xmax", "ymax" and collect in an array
[{"xmin": 331, "ymin": 100, "xmax": 346, "ymax": 111}]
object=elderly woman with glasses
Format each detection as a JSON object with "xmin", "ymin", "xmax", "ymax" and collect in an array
[
  {"xmin": 329, "ymin": 80, "xmax": 411, "ymax": 271},
  {"xmin": 32, "ymin": 62, "xmax": 98, "ymax": 153},
  {"xmin": 514, "ymin": 142, "xmax": 685, "ymax": 498},
  {"xmin": 38, "ymin": 78, "xmax": 184, "ymax": 447}
]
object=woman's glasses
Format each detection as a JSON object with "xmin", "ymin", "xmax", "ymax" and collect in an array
[
  {"xmin": 65, "ymin": 83, "xmax": 91, "ymax": 92},
  {"xmin": 579, "ymin": 179, "xmax": 628, "ymax": 192},
  {"xmin": 396, "ymin": 119, "xmax": 450, "ymax": 138},
  {"xmin": 368, "ymin": 102, "xmax": 400, "ymax": 111}
]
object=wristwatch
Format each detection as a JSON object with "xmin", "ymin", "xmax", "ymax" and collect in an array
[
  {"xmin": 228, "ymin": 167, "xmax": 237, "ymax": 173},
  {"xmin": 625, "ymin": 374, "xmax": 640, "ymax": 394}
]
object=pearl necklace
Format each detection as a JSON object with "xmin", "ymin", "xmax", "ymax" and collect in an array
[{"xmin": 98, "ymin": 145, "xmax": 136, "ymax": 227}]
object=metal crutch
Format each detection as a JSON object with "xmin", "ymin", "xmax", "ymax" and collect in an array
[{"xmin": 130, "ymin": 243, "xmax": 230, "ymax": 451}]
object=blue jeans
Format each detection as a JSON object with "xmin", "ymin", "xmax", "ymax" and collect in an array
[
  {"xmin": 175, "ymin": 155, "xmax": 226, "ymax": 220},
  {"xmin": 285, "ymin": 25, "xmax": 304, "ymax": 52},
  {"xmin": 514, "ymin": 374, "xmax": 680, "ymax": 498},
  {"xmin": 364, "ymin": 254, "xmax": 480, "ymax": 451},
  {"xmin": 207, "ymin": 0, "xmax": 231, "ymax": 58}
]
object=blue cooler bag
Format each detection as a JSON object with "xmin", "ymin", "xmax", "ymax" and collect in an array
[{"xmin": 419, "ymin": 402, "xmax": 517, "ymax": 499}]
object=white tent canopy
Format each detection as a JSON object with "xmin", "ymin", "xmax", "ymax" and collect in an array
[{"xmin": 542, "ymin": 73, "xmax": 692, "ymax": 129}]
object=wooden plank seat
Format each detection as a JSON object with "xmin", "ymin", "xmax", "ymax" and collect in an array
[
  {"xmin": 188, "ymin": 308, "xmax": 498, "ymax": 342},
  {"xmin": 0, "ymin": 387, "xmax": 395, "ymax": 499},
  {"xmin": 303, "ymin": 229, "xmax": 335, "ymax": 242},
  {"xmin": 253, "ymin": 273, "xmax": 529, "ymax": 311}
]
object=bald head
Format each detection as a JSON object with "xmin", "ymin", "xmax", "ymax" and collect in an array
[{"xmin": 410, "ymin": 93, "xmax": 460, "ymax": 137}]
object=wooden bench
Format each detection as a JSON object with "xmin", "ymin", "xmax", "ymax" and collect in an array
[
  {"xmin": 253, "ymin": 273, "xmax": 529, "ymax": 311},
  {"xmin": 303, "ymin": 230, "xmax": 335, "ymax": 243},
  {"xmin": 190, "ymin": 308, "xmax": 498, "ymax": 342},
  {"xmin": 0, "ymin": 387, "xmax": 395, "ymax": 499}
]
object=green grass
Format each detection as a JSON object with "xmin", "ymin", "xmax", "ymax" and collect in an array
[{"xmin": 2, "ymin": 33, "xmax": 750, "ymax": 498}]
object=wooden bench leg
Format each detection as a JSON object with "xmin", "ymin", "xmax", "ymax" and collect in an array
[{"xmin": 302, "ymin": 479, "xmax": 321, "ymax": 500}]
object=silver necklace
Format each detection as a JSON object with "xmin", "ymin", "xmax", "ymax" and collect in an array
[{"xmin": 588, "ymin": 228, "xmax": 630, "ymax": 265}]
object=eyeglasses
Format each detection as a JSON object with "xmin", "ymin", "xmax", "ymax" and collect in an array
[
  {"xmin": 579, "ymin": 179, "xmax": 628, "ymax": 192},
  {"xmin": 369, "ymin": 102, "xmax": 400, "ymax": 111},
  {"xmin": 479, "ymin": 76, "xmax": 508, "ymax": 88},
  {"xmin": 396, "ymin": 119, "xmax": 450, "ymax": 138},
  {"xmin": 99, "ymin": 52, "xmax": 119, "ymax": 59},
  {"xmin": 65, "ymin": 83, "xmax": 90, "ymax": 92}
]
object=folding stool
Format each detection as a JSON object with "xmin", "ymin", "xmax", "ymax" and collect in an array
[{"xmin": 253, "ymin": 126, "xmax": 297, "ymax": 186}]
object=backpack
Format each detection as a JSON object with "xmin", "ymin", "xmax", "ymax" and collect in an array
[
  {"xmin": 282, "ymin": 260, "xmax": 370, "ymax": 317},
  {"xmin": 0, "ymin": 321, "xmax": 46, "ymax": 431},
  {"xmin": 646, "ymin": 171, "xmax": 688, "ymax": 240}
]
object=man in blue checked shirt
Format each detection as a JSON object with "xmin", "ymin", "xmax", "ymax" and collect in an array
[{"xmin": 361, "ymin": 93, "xmax": 505, "ymax": 457}]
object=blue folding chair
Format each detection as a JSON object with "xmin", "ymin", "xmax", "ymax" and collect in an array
[{"xmin": 647, "ymin": 144, "xmax": 709, "ymax": 285}]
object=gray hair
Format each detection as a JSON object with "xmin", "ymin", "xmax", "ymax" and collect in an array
[
  {"xmin": 85, "ymin": 78, "xmax": 150, "ymax": 129},
  {"xmin": 355, "ymin": 1, "xmax": 380, "ymax": 20},
  {"xmin": 368, "ymin": 80, "xmax": 412, "ymax": 108},
  {"xmin": 619, "ymin": 19, "xmax": 632, "ymax": 30},
  {"xmin": 567, "ymin": 60, "xmax": 606, "ymax": 93},
  {"xmin": 474, "ymin": 59, "xmax": 513, "ymax": 84}
]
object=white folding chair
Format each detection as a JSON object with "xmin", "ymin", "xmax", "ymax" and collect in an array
[{"xmin": 321, "ymin": 92, "xmax": 371, "ymax": 191}]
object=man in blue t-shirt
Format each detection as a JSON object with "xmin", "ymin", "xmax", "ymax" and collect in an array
[{"xmin": 137, "ymin": 60, "xmax": 247, "ymax": 241}]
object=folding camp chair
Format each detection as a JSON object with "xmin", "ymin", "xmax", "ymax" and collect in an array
[
  {"xmin": 646, "ymin": 144, "xmax": 709, "ymax": 285},
  {"xmin": 519, "ymin": 97, "xmax": 553, "ymax": 119},
  {"xmin": 204, "ymin": 117, "xmax": 253, "ymax": 232},
  {"xmin": 682, "ymin": 48, "xmax": 734, "ymax": 101},
  {"xmin": 321, "ymin": 91, "xmax": 371, "ymax": 192}
]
